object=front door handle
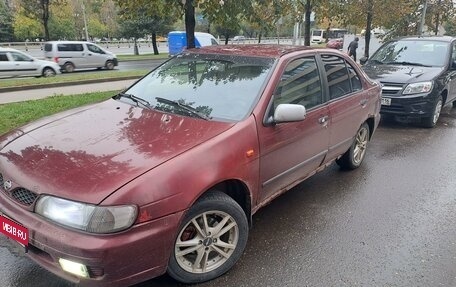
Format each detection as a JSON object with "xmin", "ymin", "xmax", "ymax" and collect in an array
[{"xmin": 318, "ymin": 115, "xmax": 329, "ymax": 125}]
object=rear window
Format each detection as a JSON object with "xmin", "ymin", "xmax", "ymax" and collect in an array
[
  {"xmin": 57, "ymin": 44, "xmax": 84, "ymax": 52},
  {"xmin": 44, "ymin": 44, "xmax": 52, "ymax": 52}
]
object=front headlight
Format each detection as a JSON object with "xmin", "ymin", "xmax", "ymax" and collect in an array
[
  {"xmin": 403, "ymin": 81, "xmax": 433, "ymax": 95},
  {"xmin": 35, "ymin": 196, "xmax": 137, "ymax": 234}
]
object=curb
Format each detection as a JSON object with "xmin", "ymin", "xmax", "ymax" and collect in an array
[{"xmin": 0, "ymin": 76, "xmax": 142, "ymax": 93}]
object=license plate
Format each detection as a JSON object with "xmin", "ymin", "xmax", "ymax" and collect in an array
[
  {"xmin": 381, "ymin": 97, "xmax": 391, "ymax": 106},
  {"xmin": 0, "ymin": 213, "xmax": 28, "ymax": 248}
]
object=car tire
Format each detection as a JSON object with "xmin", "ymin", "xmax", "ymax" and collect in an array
[
  {"xmin": 42, "ymin": 67, "xmax": 56, "ymax": 77},
  {"xmin": 421, "ymin": 96, "xmax": 442, "ymax": 128},
  {"xmin": 336, "ymin": 122, "xmax": 370, "ymax": 170},
  {"xmin": 167, "ymin": 191, "xmax": 248, "ymax": 284},
  {"xmin": 64, "ymin": 62, "xmax": 75, "ymax": 73},
  {"xmin": 452, "ymin": 100, "xmax": 456, "ymax": 108},
  {"xmin": 105, "ymin": 60, "xmax": 115, "ymax": 70}
]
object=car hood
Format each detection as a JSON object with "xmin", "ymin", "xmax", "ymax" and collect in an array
[
  {"xmin": 0, "ymin": 99, "xmax": 233, "ymax": 204},
  {"xmin": 362, "ymin": 64, "xmax": 444, "ymax": 84}
]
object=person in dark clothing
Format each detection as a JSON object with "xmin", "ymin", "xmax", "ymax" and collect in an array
[{"xmin": 348, "ymin": 37, "xmax": 359, "ymax": 62}]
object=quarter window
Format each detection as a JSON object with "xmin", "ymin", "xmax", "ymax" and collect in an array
[
  {"xmin": 274, "ymin": 57, "xmax": 323, "ymax": 110},
  {"xmin": 0, "ymin": 53, "xmax": 8, "ymax": 61},
  {"xmin": 347, "ymin": 64, "xmax": 362, "ymax": 92}
]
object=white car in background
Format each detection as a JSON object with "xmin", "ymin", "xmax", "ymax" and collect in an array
[{"xmin": 0, "ymin": 47, "xmax": 61, "ymax": 78}]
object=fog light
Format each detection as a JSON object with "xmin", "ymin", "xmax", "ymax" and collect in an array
[{"xmin": 59, "ymin": 258, "xmax": 89, "ymax": 278}]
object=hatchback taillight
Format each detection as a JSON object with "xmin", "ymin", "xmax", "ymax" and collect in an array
[{"xmin": 53, "ymin": 57, "xmax": 59, "ymax": 63}]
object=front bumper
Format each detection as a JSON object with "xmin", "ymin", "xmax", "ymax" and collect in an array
[
  {"xmin": 380, "ymin": 92, "xmax": 437, "ymax": 118},
  {"xmin": 0, "ymin": 192, "xmax": 183, "ymax": 287}
]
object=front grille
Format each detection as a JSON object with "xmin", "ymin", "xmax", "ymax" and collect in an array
[
  {"xmin": 11, "ymin": 188, "xmax": 38, "ymax": 206},
  {"xmin": 381, "ymin": 82, "xmax": 404, "ymax": 95}
]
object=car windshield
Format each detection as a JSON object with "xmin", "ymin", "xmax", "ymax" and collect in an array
[
  {"xmin": 121, "ymin": 53, "xmax": 274, "ymax": 122},
  {"xmin": 369, "ymin": 39, "xmax": 450, "ymax": 67}
]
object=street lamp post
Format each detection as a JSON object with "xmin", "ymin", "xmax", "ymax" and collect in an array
[
  {"xmin": 419, "ymin": 0, "xmax": 428, "ymax": 36},
  {"xmin": 82, "ymin": 0, "xmax": 89, "ymax": 41}
]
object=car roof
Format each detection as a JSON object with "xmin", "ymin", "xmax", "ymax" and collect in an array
[
  {"xmin": 186, "ymin": 44, "xmax": 314, "ymax": 58},
  {"xmin": 0, "ymin": 47, "xmax": 20, "ymax": 52},
  {"xmin": 395, "ymin": 35, "xmax": 455, "ymax": 42}
]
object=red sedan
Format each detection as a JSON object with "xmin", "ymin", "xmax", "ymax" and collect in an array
[
  {"xmin": 0, "ymin": 45, "xmax": 381, "ymax": 286},
  {"xmin": 326, "ymin": 38, "xmax": 344, "ymax": 50}
]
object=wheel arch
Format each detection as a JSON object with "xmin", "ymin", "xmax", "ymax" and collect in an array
[
  {"xmin": 440, "ymin": 89, "xmax": 448, "ymax": 106},
  {"xmin": 365, "ymin": 117, "xmax": 375, "ymax": 140},
  {"xmin": 197, "ymin": 179, "xmax": 253, "ymax": 227}
]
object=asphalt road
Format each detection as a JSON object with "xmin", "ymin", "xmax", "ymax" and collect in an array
[{"xmin": 1, "ymin": 108, "xmax": 456, "ymax": 287}]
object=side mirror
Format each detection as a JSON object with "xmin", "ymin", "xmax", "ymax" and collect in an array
[
  {"xmin": 274, "ymin": 104, "xmax": 306, "ymax": 123},
  {"xmin": 360, "ymin": 57, "xmax": 368, "ymax": 65},
  {"xmin": 451, "ymin": 61, "xmax": 456, "ymax": 70}
]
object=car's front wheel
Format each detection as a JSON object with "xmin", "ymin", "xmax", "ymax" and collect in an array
[
  {"xmin": 421, "ymin": 95, "xmax": 442, "ymax": 128},
  {"xmin": 167, "ymin": 191, "xmax": 248, "ymax": 284},
  {"xmin": 336, "ymin": 122, "xmax": 370, "ymax": 170}
]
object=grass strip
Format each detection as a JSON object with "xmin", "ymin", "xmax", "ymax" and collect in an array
[
  {"xmin": 0, "ymin": 91, "xmax": 115, "ymax": 135},
  {"xmin": 0, "ymin": 70, "xmax": 148, "ymax": 89}
]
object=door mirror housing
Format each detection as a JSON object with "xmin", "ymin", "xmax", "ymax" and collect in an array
[
  {"xmin": 273, "ymin": 104, "xmax": 306, "ymax": 124},
  {"xmin": 360, "ymin": 57, "xmax": 368, "ymax": 65}
]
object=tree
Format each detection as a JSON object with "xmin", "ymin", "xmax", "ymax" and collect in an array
[
  {"xmin": 48, "ymin": 3, "xmax": 77, "ymax": 40},
  {"xmin": 320, "ymin": 0, "xmax": 419, "ymax": 58},
  {"xmin": 13, "ymin": 10, "xmax": 42, "ymax": 41},
  {"xmin": 247, "ymin": 1, "xmax": 293, "ymax": 43},
  {"xmin": 114, "ymin": 0, "xmax": 176, "ymax": 54},
  {"xmin": 20, "ymin": 0, "xmax": 64, "ymax": 41},
  {"xmin": 0, "ymin": 0, "xmax": 14, "ymax": 41}
]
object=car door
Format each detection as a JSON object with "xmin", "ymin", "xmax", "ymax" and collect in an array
[
  {"xmin": 10, "ymin": 51, "xmax": 39, "ymax": 77},
  {"xmin": 447, "ymin": 41, "xmax": 456, "ymax": 103},
  {"xmin": 0, "ymin": 51, "xmax": 17, "ymax": 77},
  {"xmin": 86, "ymin": 43, "xmax": 107, "ymax": 68},
  {"xmin": 320, "ymin": 54, "xmax": 367, "ymax": 161},
  {"xmin": 257, "ymin": 56, "xmax": 330, "ymax": 203}
]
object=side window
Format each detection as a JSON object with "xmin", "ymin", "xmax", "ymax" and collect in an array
[
  {"xmin": 58, "ymin": 44, "xmax": 84, "ymax": 52},
  {"xmin": 11, "ymin": 52, "xmax": 31, "ymax": 62},
  {"xmin": 273, "ymin": 57, "xmax": 323, "ymax": 110},
  {"xmin": 0, "ymin": 53, "xmax": 9, "ymax": 61},
  {"xmin": 322, "ymin": 55, "xmax": 351, "ymax": 99},
  {"xmin": 87, "ymin": 44, "xmax": 103, "ymax": 53},
  {"xmin": 347, "ymin": 63, "xmax": 362, "ymax": 92}
]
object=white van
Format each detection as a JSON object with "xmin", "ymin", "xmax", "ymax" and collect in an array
[{"xmin": 44, "ymin": 41, "xmax": 118, "ymax": 72}]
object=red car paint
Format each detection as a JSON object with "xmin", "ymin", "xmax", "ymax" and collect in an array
[{"xmin": 0, "ymin": 45, "xmax": 380, "ymax": 286}]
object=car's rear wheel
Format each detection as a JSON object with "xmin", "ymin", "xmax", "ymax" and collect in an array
[
  {"xmin": 42, "ymin": 67, "xmax": 56, "ymax": 77},
  {"xmin": 167, "ymin": 191, "xmax": 248, "ymax": 284},
  {"xmin": 64, "ymin": 62, "xmax": 75, "ymax": 73},
  {"xmin": 105, "ymin": 60, "xmax": 115, "ymax": 70},
  {"xmin": 336, "ymin": 122, "xmax": 370, "ymax": 170},
  {"xmin": 421, "ymin": 96, "xmax": 442, "ymax": 128}
]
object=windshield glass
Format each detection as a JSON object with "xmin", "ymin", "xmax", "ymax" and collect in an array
[
  {"xmin": 122, "ymin": 53, "xmax": 274, "ymax": 122},
  {"xmin": 370, "ymin": 40, "xmax": 450, "ymax": 67}
]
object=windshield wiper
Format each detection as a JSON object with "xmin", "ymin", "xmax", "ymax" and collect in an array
[
  {"xmin": 115, "ymin": 92, "xmax": 153, "ymax": 109},
  {"xmin": 369, "ymin": 59, "xmax": 384, "ymax": 65},
  {"xmin": 155, "ymin": 97, "xmax": 211, "ymax": 120},
  {"xmin": 385, "ymin": 61, "xmax": 431, "ymax": 67}
]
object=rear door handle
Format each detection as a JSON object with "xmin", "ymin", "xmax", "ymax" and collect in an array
[{"xmin": 360, "ymin": 99, "xmax": 368, "ymax": 107}]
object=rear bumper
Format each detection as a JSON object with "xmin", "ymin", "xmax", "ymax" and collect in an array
[{"xmin": 0, "ymin": 193, "xmax": 184, "ymax": 287}]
